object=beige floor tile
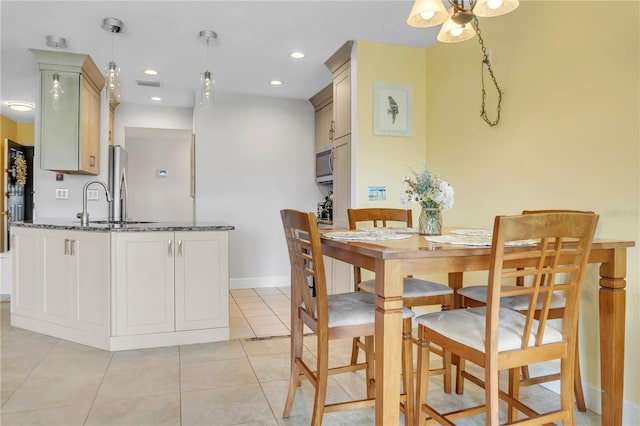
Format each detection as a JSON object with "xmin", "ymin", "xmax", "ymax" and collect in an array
[
  {"xmin": 181, "ymin": 357, "xmax": 257, "ymax": 392},
  {"xmin": 259, "ymin": 294, "xmax": 291, "ymax": 306},
  {"xmin": 95, "ymin": 364, "xmax": 179, "ymax": 401},
  {"xmin": 246, "ymin": 314, "xmax": 282, "ymax": 326},
  {"xmin": 252, "ymin": 323, "xmax": 291, "ymax": 338},
  {"xmin": 238, "ymin": 301, "xmax": 269, "ymax": 311},
  {"xmin": 230, "ymin": 326, "xmax": 256, "ymax": 340},
  {"xmin": 181, "ymin": 384, "xmax": 275, "ymax": 426},
  {"xmin": 180, "ymin": 340, "xmax": 246, "ymax": 364},
  {"xmin": 85, "ymin": 392, "xmax": 180, "ymax": 426},
  {"xmin": 0, "ymin": 402, "xmax": 92, "ymax": 426},
  {"xmin": 254, "ymin": 288, "xmax": 283, "ymax": 296},
  {"xmin": 28, "ymin": 343, "xmax": 111, "ymax": 380},
  {"xmin": 1, "ymin": 373, "xmax": 104, "ymax": 413},
  {"xmin": 242, "ymin": 308, "xmax": 277, "ymax": 318},
  {"xmin": 106, "ymin": 346, "xmax": 179, "ymax": 373},
  {"xmin": 241, "ymin": 336, "xmax": 292, "ymax": 357},
  {"xmin": 230, "ymin": 289, "xmax": 258, "ymax": 297}
]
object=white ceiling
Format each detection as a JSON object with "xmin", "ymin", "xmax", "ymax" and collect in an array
[{"xmin": 0, "ymin": 0, "xmax": 441, "ymax": 123}]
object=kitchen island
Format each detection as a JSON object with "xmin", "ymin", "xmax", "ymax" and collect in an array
[{"xmin": 10, "ymin": 220, "xmax": 233, "ymax": 351}]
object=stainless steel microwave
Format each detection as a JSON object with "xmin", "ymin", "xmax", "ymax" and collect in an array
[{"xmin": 315, "ymin": 145, "xmax": 333, "ymax": 184}]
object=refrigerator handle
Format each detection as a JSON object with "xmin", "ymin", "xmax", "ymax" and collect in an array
[{"xmin": 120, "ymin": 168, "xmax": 129, "ymax": 221}]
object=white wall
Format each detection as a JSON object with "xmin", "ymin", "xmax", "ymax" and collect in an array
[{"xmin": 194, "ymin": 93, "xmax": 322, "ymax": 288}]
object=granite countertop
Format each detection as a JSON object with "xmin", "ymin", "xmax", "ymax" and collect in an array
[{"xmin": 10, "ymin": 219, "xmax": 234, "ymax": 233}]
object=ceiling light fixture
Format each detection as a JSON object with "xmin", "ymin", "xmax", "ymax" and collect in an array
[
  {"xmin": 407, "ymin": 0, "xmax": 519, "ymax": 126},
  {"xmin": 102, "ymin": 17, "xmax": 123, "ymax": 104},
  {"xmin": 150, "ymin": 96, "xmax": 162, "ymax": 101},
  {"xmin": 290, "ymin": 52, "xmax": 305, "ymax": 59},
  {"xmin": 270, "ymin": 80, "xmax": 283, "ymax": 86},
  {"xmin": 46, "ymin": 35, "xmax": 67, "ymax": 111},
  {"xmin": 144, "ymin": 69, "xmax": 158, "ymax": 76},
  {"xmin": 199, "ymin": 30, "xmax": 217, "ymax": 109},
  {"xmin": 7, "ymin": 102, "xmax": 35, "ymax": 112}
]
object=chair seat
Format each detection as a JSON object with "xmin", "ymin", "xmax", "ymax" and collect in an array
[
  {"xmin": 358, "ymin": 277, "xmax": 454, "ymax": 298},
  {"xmin": 309, "ymin": 292, "xmax": 415, "ymax": 328},
  {"xmin": 415, "ymin": 307, "xmax": 564, "ymax": 352},
  {"xmin": 458, "ymin": 285, "xmax": 567, "ymax": 310}
]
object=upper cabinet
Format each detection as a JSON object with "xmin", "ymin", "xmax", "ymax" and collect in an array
[
  {"xmin": 310, "ymin": 84, "xmax": 333, "ymax": 151},
  {"xmin": 325, "ymin": 41, "xmax": 353, "ymax": 142},
  {"xmin": 32, "ymin": 50, "xmax": 105, "ymax": 175}
]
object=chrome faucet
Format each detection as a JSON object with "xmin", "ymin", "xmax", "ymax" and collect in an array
[{"xmin": 78, "ymin": 181, "xmax": 113, "ymax": 226}]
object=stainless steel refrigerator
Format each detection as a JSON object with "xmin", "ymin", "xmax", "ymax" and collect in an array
[{"xmin": 108, "ymin": 145, "xmax": 128, "ymax": 221}]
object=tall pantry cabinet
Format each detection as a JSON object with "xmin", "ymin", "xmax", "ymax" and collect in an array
[{"xmin": 325, "ymin": 41, "xmax": 353, "ymax": 229}]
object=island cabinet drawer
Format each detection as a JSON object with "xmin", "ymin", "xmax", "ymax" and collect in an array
[{"xmin": 112, "ymin": 231, "xmax": 229, "ymax": 336}]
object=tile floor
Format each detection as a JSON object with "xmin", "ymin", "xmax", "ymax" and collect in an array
[{"xmin": 1, "ymin": 289, "xmax": 602, "ymax": 425}]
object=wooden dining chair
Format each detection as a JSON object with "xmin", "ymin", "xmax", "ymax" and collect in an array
[
  {"xmin": 414, "ymin": 211, "xmax": 598, "ymax": 425},
  {"xmin": 347, "ymin": 208, "xmax": 454, "ymax": 391},
  {"xmin": 457, "ymin": 209, "xmax": 593, "ymax": 412},
  {"xmin": 280, "ymin": 209, "xmax": 416, "ymax": 426}
]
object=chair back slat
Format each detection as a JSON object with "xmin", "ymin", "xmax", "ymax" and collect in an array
[
  {"xmin": 281, "ymin": 209, "xmax": 328, "ymax": 326},
  {"xmin": 486, "ymin": 212, "xmax": 598, "ymax": 354},
  {"xmin": 348, "ymin": 208, "xmax": 412, "ymax": 229}
]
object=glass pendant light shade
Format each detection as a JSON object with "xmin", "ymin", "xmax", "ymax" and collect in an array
[
  {"xmin": 200, "ymin": 70, "xmax": 214, "ymax": 108},
  {"xmin": 49, "ymin": 72, "xmax": 64, "ymax": 111},
  {"xmin": 106, "ymin": 61, "xmax": 121, "ymax": 103},
  {"xmin": 474, "ymin": 0, "xmax": 519, "ymax": 17},
  {"xmin": 407, "ymin": 0, "xmax": 448, "ymax": 27},
  {"xmin": 437, "ymin": 9, "xmax": 476, "ymax": 43}
]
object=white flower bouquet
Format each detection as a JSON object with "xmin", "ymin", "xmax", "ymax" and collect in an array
[{"xmin": 400, "ymin": 167, "xmax": 454, "ymax": 210}]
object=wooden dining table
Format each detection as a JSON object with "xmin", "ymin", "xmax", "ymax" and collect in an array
[{"xmin": 320, "ymin": 228, "xmax": 634, "ymax": 426}]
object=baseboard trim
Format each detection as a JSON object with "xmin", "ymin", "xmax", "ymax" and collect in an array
[{"xmin": 230, "ymin": 275, "xmax": 289, "ymax": 290}]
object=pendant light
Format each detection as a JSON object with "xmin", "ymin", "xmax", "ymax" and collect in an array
[
  {"xmin": 46, "ymin": 35, "xmax": 67, "ymax": 111},
  {"xmin": 406, "ymin": 0, "xmax": 519, "ymax": 126},
  {"xmin": 102, "ymin": 17, "xmax": 123, "ymax": 103},
  {"xmin": 199, "ymin": 30, "xmax": 217, "ymax": 108}
]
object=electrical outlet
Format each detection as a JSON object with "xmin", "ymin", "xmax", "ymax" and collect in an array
[
  {"xmin": 86, "ymin": 189, "xmax": 99, "ymax": 201},
  {"xmin": 55, "ymin": 188, "xmax": 68, "ymax": 200}
]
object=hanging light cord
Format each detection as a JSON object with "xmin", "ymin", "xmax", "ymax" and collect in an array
[{"xmin": 473, "ymin": 17, "xmax": 503, "ymax": 127}]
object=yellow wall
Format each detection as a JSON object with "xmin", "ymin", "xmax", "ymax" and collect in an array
[
  {"xmin": 425, "ymin": 0, "xmax": 639, "ymax": 410},
  {"xmin": 1, "ymin": 115, "xmax": 34, "ymax": 146},
  {"xmin": 355, "ymin": 40, "xmax": 427, "ymax": 219}
]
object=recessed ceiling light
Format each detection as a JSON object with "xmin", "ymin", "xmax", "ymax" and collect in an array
[
  {"xmin": 290, "ymin": 51, "xmax": 305, "ymax": 59},
  {"xmin": 7, "ymin": 102, "xmax": 34, "ymax": 112},
  {"xmin": 144, "ymin": 69, "xmax": 158, "ymax": 76},
  {"xmin": 270, "ymin": 80, "xmax": 283, "ymax": 86},
  {"xmin": 150, "ymin": 96, "xmax": 162, "ymax": 101}
]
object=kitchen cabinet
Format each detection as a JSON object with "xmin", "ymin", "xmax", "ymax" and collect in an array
[
  {"xmin": 113, "ymin": 231, "xmax": 229, "ymax": 336},
  {"xmin": 32, "ymin": 50, "xmax": 104, "ymax": 175},
  {"xmin": 323, "ymin": 255, "xmax": 353, "ymax": 295},
  {"xmin": 40, "ymin": 230, "xmax": 110, "ymax": 333},
  {"xmin": 11, "ymin": 227, "xmax": 39, "ymax": 318},
  {"xmin": 310, "ymin": 84, "xmax": 334, "ymax": 151},
  {"xmin": 11, "ymin": 223, "xmax": 232, "ymax": 351},
  {"xmin": 11, "ymin": 227, "xmax": 110, "ymax": 335}
]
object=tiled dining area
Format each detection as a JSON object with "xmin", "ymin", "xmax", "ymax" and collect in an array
[{"xmin": 1, "ymin": 289, "xmax": 602, "ymax": 425}]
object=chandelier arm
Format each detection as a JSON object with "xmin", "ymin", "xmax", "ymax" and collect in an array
[{"xmin": 473, "ymin": 17, "xmax": 503, "ymax": 127}]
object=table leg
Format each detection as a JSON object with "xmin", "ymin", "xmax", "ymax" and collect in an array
[
  {"xmin": 374, "ymin": 259, "xmax": 404, "ymax": 426},
  {"xmin": 448, "ymin": 272, "xmax": 464, "ymax": 309},
  {"xmin": 599, "ymin": 248, "xmax": 627, "ymax": 426}
]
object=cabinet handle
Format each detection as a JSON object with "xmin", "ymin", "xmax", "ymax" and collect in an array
[
  {"xmin": 168, "ymin": 240, "xmax": 173, "ymax": 256},
  {"xmin": 329, "ymin": 129, "xmax": 334, "ymax": 140},
  {"xmin": 64, "ymin": 239, "xmax": 70, "ymax": 255},
  {"xmin": 70, "ymin": 240, "xmax": 76, "ymax": 256},
  {"xmin": 177, "ymin": 240, "xmax": 183, "ymax": 257}
]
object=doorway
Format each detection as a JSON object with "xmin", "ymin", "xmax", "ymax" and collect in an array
[{"xmin": 2, "ymin": 139, "xmax": 34, "ymax": 251}]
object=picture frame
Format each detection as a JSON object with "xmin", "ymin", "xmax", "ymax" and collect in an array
[{"xmin": 373, "ymin": 82, "xmax": 412, "ymax": 137}]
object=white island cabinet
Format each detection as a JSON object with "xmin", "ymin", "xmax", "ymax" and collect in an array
[{"xmin": 10, "ymin": 222, "xmax": 232, "ymax": 351}]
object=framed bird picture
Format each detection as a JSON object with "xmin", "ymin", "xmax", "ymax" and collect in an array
[{"xmin": 373, "ymin": 82, "xmax": 412, "ymax": 137}]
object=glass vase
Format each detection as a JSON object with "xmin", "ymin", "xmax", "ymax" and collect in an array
[{"xmin": 419, "ymin": 207, "xmax": 442, "ymax": 235}]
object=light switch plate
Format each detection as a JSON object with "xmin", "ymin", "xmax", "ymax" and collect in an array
[{"xmin": 55, "ymin": 188, "xmax": 68, "ymax": 199}]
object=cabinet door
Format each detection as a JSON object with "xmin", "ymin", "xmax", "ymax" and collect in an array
[
  {"xmin": 114, "ymin": 232, "xmax": 175, "ymax": 335},
  {"xmin": 315, "ymin": 102, "xmax": 334, "ymax": 151},
  {"xmin": 11, "ymin": 227, "xmax": 40, "ymax": 317},
  {"xmin": 332, "ymin": 136, "xmax": 351, "ymax": 228},
  {"xmin": 40, "ymin": 70, "xmax": 80, "ymax": 172},
  {"xmin": 40, "ymin": 230, "xmax": 74, "ymax": 327},
  {"xmin": 80, "ymin": 76, "xmax": 100, "ymax": 174},
  {"xmin": 71, "ymin": 231, "xmax": 109, "ymax": 334},
  {"xmin": 333, "ymin": 64, "xmax": 351, "ymax": 140},
  {"xmin": 175, "ymin": 232, "xmax": 229, "ymax": 331}
]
